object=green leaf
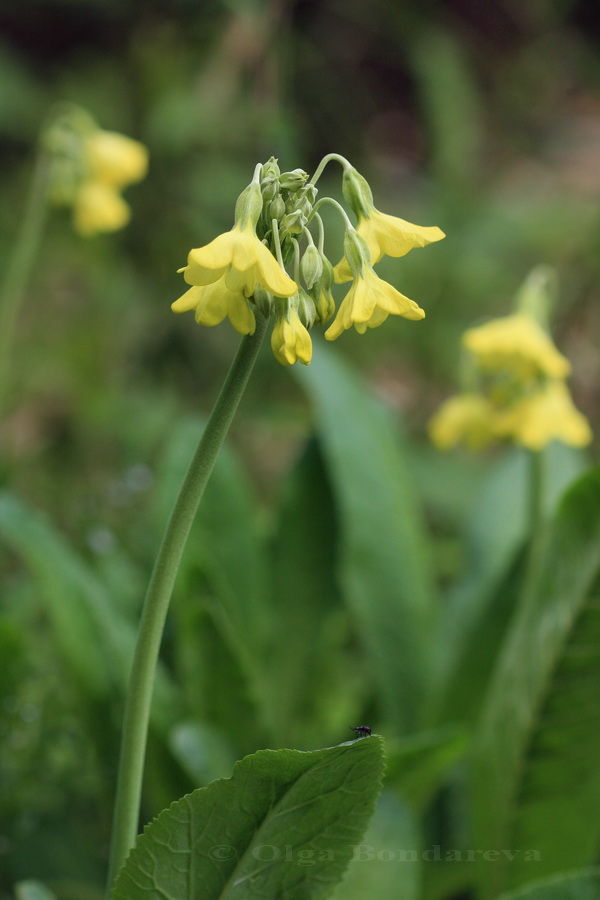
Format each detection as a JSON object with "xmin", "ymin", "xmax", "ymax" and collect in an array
[
  {"xmin": 153, "ymin": 417, "xmax": 270, "ymax": 706},
  {"xmin": 331, "ymin": 791, "xmax": 421, "ymax": 900},
  {"xmin": 112, "ymin": 736, "xmax": 385, "ymax": 900},
  {"xmin": 499, "ymin": 868, "xmax": 600, "ymax": 900},
  {"xmin": 296, "ymin": 343, "xmax": 437, "ymax": 731},
  {"xmin": 471, "ymin": 467, "xmax": 600, "ymax": 899},
  {"xmin": 169, "ymin": 720, "xmax": 238, "ymax": 786},
  {"xmin": 385, "ymin": 726, "xmax": 467, "ymax": 812},
  {"xmin": 432, "ymin": 444, "xmax": 585, "ymax": 726},
  {"xmin": 0, "ymin": 492, "xmax": 178, "ymax": 729},
  {"xmin": 267, "ymin": 439, "xmax": 361, "ymax": 746}
]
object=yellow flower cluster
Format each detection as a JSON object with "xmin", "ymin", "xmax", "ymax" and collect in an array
[
  {"xmin": 429, "ymin": 280, "xmax": 592, "ymax": 452},
  {"xmin": 44, "ymin": 107, "xmax": 148, "ymax": 236},
  {"xmin": 73, "ymin": 130, "xmax": 148, "ymax": 236},
  {"xmin": 172, "ymin": 156, "xmax": 445, "ymax": 366}
]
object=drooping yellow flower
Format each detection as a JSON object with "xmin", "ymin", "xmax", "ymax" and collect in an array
[
  {"xmin": 333, "ymin": 164, "xmax": 445, "ymax": 282},
  {"xmin": 495, "ymin": 380, "xmax": 592, "ymax": 450},
  {"xmin": 271, "ymin": 299, "xmax": 312, "ymax": 366},
  {"xmin": 324, "ymin": 267, "xmax": 424, "ymax": 341},
  {"xmin": 334, "ymin": 212, "xmax": 445, "ymax": 283},
  {"xmin": 73, "ymin": 181, "xmax": 131, "ymax": 235},
  {"xmin": 463, "ymin": 313, "xmax": 570, "ymax": 380},
  {"xmin": 71, "ymin": 128, "xmax": 148, "ymax": 236},
  {"xmin": 428, "ymin": 393, "xmax": 499, "ymax": 451},
  {"xmin": 171, "ymin": 277, "xmax": 256, "ymax": 336},
  {"xmin": 85, "ymin": 130, "xmax": 148, "ymax": 189},
  {"xmin": 182, "ymin": 224, "xmax": 297, "ymax": 298}
]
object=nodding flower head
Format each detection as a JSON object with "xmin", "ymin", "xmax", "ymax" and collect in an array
[{"xmin": 172, "ymin": 154, "xmax": 443, "ymax": 364}]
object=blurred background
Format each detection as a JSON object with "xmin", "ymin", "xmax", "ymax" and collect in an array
[{"xmin": 2, "ymin": 0, "xmax": 600, "ymax": 896}]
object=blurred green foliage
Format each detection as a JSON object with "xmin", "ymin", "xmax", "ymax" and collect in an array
[{"xmin": 2, "ymin": 1, "xmax": 600, "ymax": 898}]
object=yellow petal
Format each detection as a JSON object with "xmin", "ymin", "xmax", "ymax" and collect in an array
[
  {"xmin": 463, "ymin": 313, "xmax": 570, "ymax": 380},
  {"xmin": 502, "ymin": 380, "xmax": 592, "ymax": 450},
  {"xmin": 361, "ymin": 211, "xmax": 445, "ymax": 260},
  {"xmin": 332, "ymin": 256, "xmax": 354, "ymax": 284},
  {"xmin": 185, "ymin": 226, "xmax": 296, "ymax": 297},
  {"xmin": 171, "ymin": 285, "xmax": 204, "ymax": 313},
  {"xmin": 428, "ymin": 393, "xmax": 497, "ymax": 451},
  {"xmin": 363, "ymin": 269, "xmax": 425, "ymax": 321},
  {"xmin": 252, "ymin": 239, "xmax": 297, "ymax": 297},
  {"xmin": 271, "ymin": 307, "xmax": 312, "ymax": 365},
  {"xmin": 86, "ymin": 131, "xmax": 148, "ymax": 188},
  {"xmin": 73, "ymin": 181, "xmax": 130, "ymax": 235},
  {"xmin": 187, "ymin": 230, "xmax": 240, "ymax": 277}
]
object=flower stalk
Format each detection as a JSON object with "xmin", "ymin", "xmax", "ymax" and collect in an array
[{"xmin": 105, "ymin": 314, "xmax": 268, "ymax": 894}]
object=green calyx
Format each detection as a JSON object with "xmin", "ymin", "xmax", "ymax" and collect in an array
[{"xmin": 341, "ymin": 166, "xmax": 375, "ymax": 219}]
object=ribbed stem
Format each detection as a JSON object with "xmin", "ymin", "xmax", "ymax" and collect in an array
[{"xmin": 105, "ymin": 315, "xmax": 268, "ymax": 894}]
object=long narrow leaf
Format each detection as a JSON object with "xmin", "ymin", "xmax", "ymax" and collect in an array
[
  {"xmin": 296, "ymin": 343, "xmax": 437, "ymax": 731},
  {"xmin": 471, "ymin": 467, "xmax": 600, "ymax": 898}
]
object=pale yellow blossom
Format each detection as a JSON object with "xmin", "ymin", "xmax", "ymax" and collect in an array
[
  {"xmin": 334, "ymin": 211, "xmax": 445, "ymax": 283},
  {"xmin": 463, "ymin": 313, "xmax": 569, "ymax": 380},
  {"xmin": 271, "ymin": 301, "xmax": 312, "ymax": 365},
  {"xmin": 172, "ymin": 277, "xmax": 256, "ymax": 336},
  {"xmin": 183, "ymin": 225, "xmax": 297, "ymax": 298},
  {"xmin": 325, "ymin": 267, "xmax": 424, "ymax": 341}
]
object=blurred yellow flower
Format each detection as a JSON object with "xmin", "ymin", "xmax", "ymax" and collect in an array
[
  {"xmin": 496, "ymin": 380, "xmax": 592, "ymax": 450},
  {"xmin": 334, "ymin": 211, "xmax": 445, "ymax": 283},
  {"xmin": 172, "ymin": 277, "xmax": 256, "ymax": 336},
  {"xmin": 85, "ymin": 130, "xmax": 148, "ymax": 189},
  {"xmin": 71, "ymin": 128, "xmax": 148, "ymax": 236},
  {"xmin": 271, "ymin": 300, "xmax": 312, "ymax": 366},
  {"xmin": 73, "ymin": 181, "xmax": 131, "ymax": 236},
  {"xmin": 428, "ymin": 283, "xmax": 592, "ymax": 453},
  {"xmin": 463, "ymin": 312, "xmax": 569, "ymax": 380},
  {"xmin": 428, "ymin": 393, "xmax": 498, "ymax": 451},
  {"xmin": 325, "ymin": 267, "xmax": 424, "ymax": 341},
  {"xmin": 183, "ymin": 225, "xmax": 297, "ymax": 298}
]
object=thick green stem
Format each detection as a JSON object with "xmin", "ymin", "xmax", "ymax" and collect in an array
[
  {"xmin": 105, "ymin": 315, "xmax": 268, "ymax": 894},
  {"xmin": 0, "ymin": 151, "xmax": 50, "ymax": 413}
]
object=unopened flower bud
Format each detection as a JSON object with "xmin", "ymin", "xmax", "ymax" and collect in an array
[
  {"xmin": 261, "ymin": 180, "xmax": 278, "ymax": 203},
  {"xmin": 297, "ymin": 183, "xmax": 317, "ymax": 205},
  {"xmin": 297, "ymin": 287, "xmax": 317, "ymax": 329},
  {"xmin": 253, "ymin": 284, "xmax": 275, "ymax": 317},
  {"xmin": 313, "ymin": 256, "xmax": 336, "ymax": 324},
  {"xmin": 282, "ymin": 210, "xmax": 305, "ymax": 234},
  {"xmin": 300, "ymin": 245, "xmax": 323, "ymax": 289},
  {"xmin": 341, "ymin": 166, "xmax": 374, "ymax": 219},
  {"xmin": 279, "ymin": 168, "xmax": 308, "ymax": 191},
  {"xmin": 268, "ymin": 195, "xmax": 286, "ymax": 223},
  {"xmin": 261, "ymin": 157, "xmax": 280, "ymax": 182}
]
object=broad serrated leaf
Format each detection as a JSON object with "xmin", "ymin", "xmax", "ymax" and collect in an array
[
  {"xmin": 330, "ymin": 791, "xmax": 422, "ymax": 900},
  {"xmin": 471, "ymin": 467, "xmax": 600, "ymax": 899},
  {"xmin": 500, "ymin": 868, "xmax": 600, "ymax": 900},
  {"xmin": 112, "ymin": 737, "xmax": 385, "ymax": 900},
  {"xmin": 295, "ymin": 343, "xmax": 437, "ymax": 731}
]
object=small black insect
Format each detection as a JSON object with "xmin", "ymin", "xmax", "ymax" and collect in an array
[{"xmin": 350, "ymin": 725, "xmax": 372, "ymax": 738}]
